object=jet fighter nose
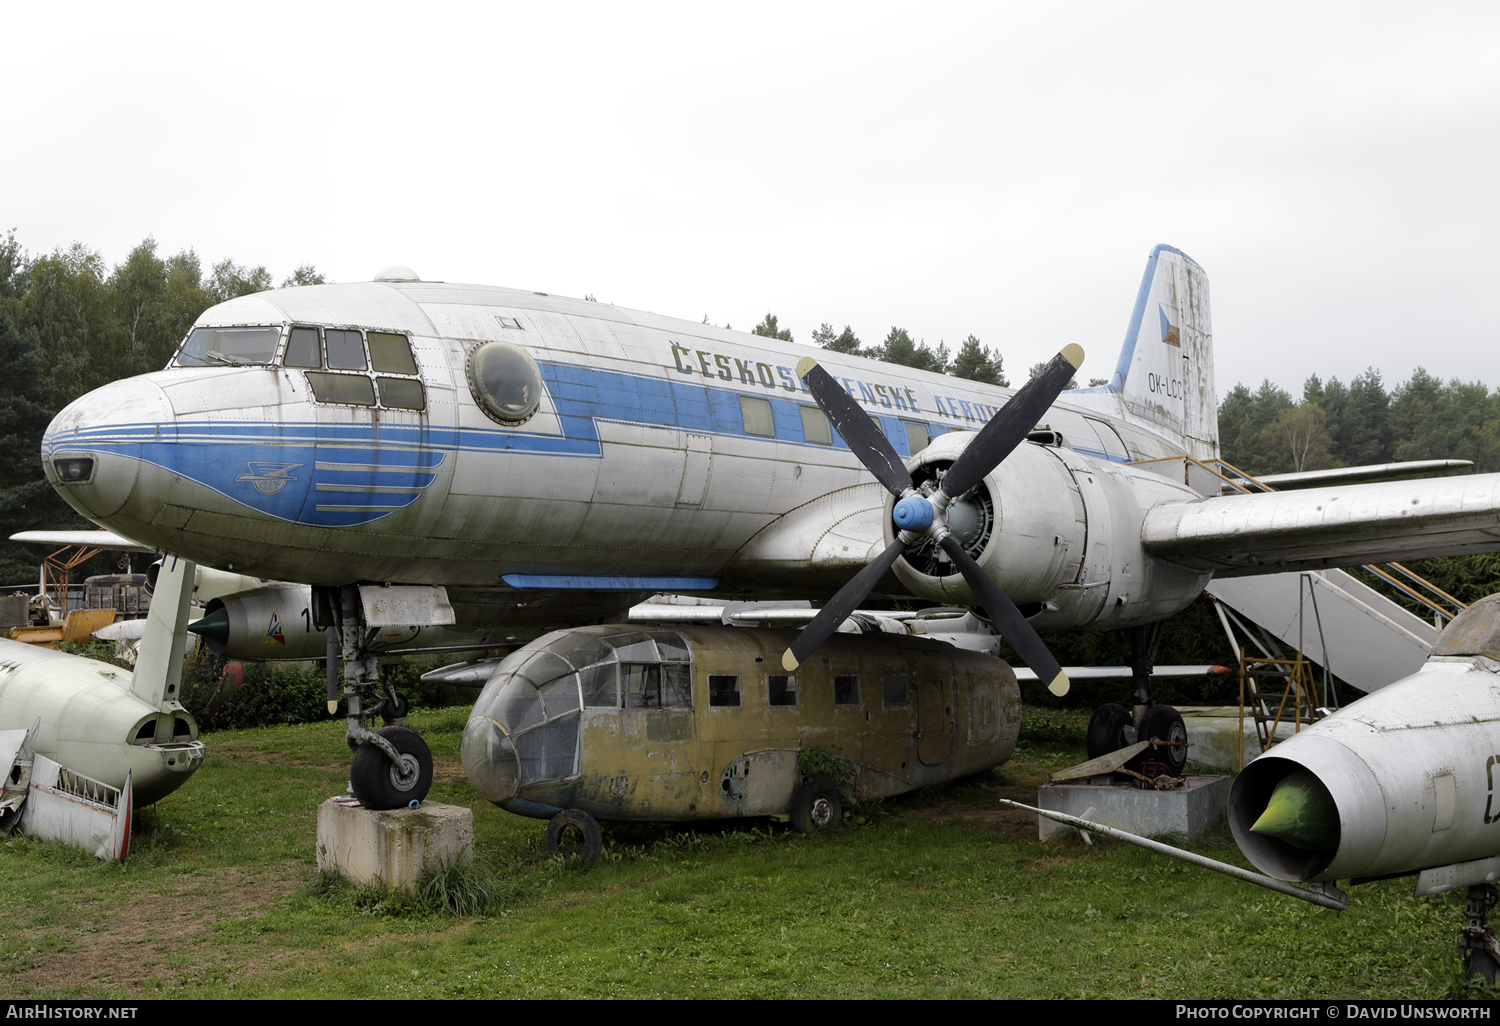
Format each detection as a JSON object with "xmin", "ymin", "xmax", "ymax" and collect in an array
[{"xmin": 43, "ymin": 377, "xmax": 173, "ymax": 521}]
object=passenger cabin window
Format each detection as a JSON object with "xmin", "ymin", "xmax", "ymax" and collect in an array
[
  {"xmin": 177, "ymin": 326, "xmax": 282, "ymax": 367},
  {"xmin": 709, "ymin": 674, "xmax": 741, "ymax": 707},
  {"xmin": 904, "ymin": 420, "xmax": 930, "ymax": 454},
  {"xmin": 834, "ymin": 675, "xmax": 860, "ymax": 706},
  {"xmin": 739, "ymin": 396, "xmax": 775, "ymax": 437},
  {"xmin": 768, "ymin": 674, "xmax": 797, "ymax": 707},
  {"xmin": 801, "ymin": 406, "xmax": 832, "ymax": 445}
]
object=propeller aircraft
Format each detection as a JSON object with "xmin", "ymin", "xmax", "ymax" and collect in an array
[{"xmin": 37, "ymin": 244, "xmax": 1500, "ymax": 815}]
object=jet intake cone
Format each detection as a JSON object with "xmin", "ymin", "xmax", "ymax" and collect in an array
[
  {"xmin": 187, "ymin": 608, "xmax": 230, "ymax": 649},
  {"xmin": 1251, "ymin": 770, "xmax": 1339, "ymax": 851}
]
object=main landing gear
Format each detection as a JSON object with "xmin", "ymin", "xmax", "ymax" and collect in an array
[
  {"xmin": 316, "ymin": 585, "xmax": 434, "ymax": 810},
  {"xmin": 1085, "ymin": 623, "xmax": 1188, "ymax": 777}
]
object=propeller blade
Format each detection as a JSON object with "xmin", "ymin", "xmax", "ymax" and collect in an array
[
  {"xmin": 782, "ymin": 537, "xmax": 907, "ymax": 671},
  {"xmin": 938, "ymin": 534, "xmax": 1069, "ymax": 696},
  {"xmin": 798, "ymin": 357, "xmax": 913, "ymax": 496},
  {"xmin": 939, "ymin": 344, "xmax": 1084, "ymax": 501}
]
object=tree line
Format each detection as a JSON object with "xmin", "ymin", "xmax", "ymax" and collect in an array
[{"xmin": 1220, "ymin": 370, "xmax": 1500, "ymax": 477}]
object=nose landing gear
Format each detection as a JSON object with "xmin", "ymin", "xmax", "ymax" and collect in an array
[{"xmin": 317, "ymin": 585, "xmax": 435, "ymax": 810}]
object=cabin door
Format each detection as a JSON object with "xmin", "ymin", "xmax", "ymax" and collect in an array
[{"xmin": 914, "ymin": 676, "xmax": 951, "ymax": 766}]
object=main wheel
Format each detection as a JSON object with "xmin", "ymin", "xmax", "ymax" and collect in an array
[
  {"xmin": 789, "ymin": 779, "xmax": 842, "ymax": 835},
  {"xmin": 349, "ymin": 725, "xmax": 433, "ymax": 809},
  {"xmin": 1086, "ymin": 703, "xmax": 1133, "ymax": 759},
  {"xmin": 1137, "ymin": 704, "xmax": 1189, "ymax": 776},
  {"xmin": 545, "ymin": 809, "xmax": 603, "ymax": 864}
]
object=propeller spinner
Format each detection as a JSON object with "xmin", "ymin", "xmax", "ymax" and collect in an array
[{"xmin": 781, "ymin": 344, "xmax": 1085, "ymax": 697}]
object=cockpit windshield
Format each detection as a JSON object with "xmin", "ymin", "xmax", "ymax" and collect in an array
[{"xmin": 177, "ymin": 326, "xmax": 283, "ymax": 367}]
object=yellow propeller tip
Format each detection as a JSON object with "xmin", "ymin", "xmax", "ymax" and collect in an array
[
  {"xmin": 781, "ymin": 650, "xmax": 800, "ymax": 672},
  {"xmin": 795, "ymin": 357, "xmax": 818, "ymax": 378},
  {"xmin": 327, "ymin": 700, "xmax": 338, "ymax": 715},
  {"xmin": 1061, "ymin": 344, "xmax": 1085, "ymax": 370},
  {"xmin": 1047, "ymin": 672, "xmax": 1070, "ymax": 697}
]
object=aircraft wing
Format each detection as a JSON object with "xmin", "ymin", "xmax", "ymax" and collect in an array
[
  {"xmin": 1143, "ymin": 472, "xmax": 1500, "ymax": 577},
  {"xmin": 9, "ymin": 529, "xmax": 156, "ymax": 553}
]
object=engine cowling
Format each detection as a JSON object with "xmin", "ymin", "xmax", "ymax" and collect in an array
[{"xmin": 886, "ymin": 433, "xmax": 1085, "ymax": 609}]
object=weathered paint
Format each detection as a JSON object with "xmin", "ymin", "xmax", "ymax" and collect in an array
[{"xmin": 462, "ymin": 625, "xmax": 1020, "ymax": 823}]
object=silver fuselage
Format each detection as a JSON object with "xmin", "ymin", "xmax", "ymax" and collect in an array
[{"xmin": 41, "ymin": 281, "xmax": 1210, "ymax": 628}]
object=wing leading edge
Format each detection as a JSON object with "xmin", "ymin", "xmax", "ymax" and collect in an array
[{"xmin": 1143, "ymin": 473, "xmax": 1500, "ymax": 577}]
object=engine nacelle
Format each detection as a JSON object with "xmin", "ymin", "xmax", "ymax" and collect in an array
[
  {"xmin": 1231, "ymin": 650, "xmax": 1500, "ymax": 883},
  {"xmin": 885, "ymin": 432, "xmax": 1209, "ymax": 629}
]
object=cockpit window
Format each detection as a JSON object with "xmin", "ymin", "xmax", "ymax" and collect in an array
[
  {"xmin": 325, "ymin": 329, "xmax": 367, "ymax": 370},
  {"xmin": 369, "ymin": 332, "xmax": 418, "ymax": 374},
  {"xmin": 285, "ymin": 327, "xmax": 320, "ymax": 368},
  {"xmin": 177, "ymin": 326, "xmax": 282, "ymax": 367}
]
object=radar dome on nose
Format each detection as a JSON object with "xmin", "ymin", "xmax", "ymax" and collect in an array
[{"xmin": 374, "ymin": 265, "xmax": 420, "ymax": 282}]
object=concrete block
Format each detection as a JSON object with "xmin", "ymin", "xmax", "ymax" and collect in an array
[
  {"xmin": 316, "ymin": 799, "xmax": 474, "ymax": 890},
  {"xmin": 1037, "ymin": 774, "xmax": 1230, "ymax": 843}
]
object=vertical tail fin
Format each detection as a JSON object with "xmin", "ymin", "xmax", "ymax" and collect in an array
[
  {"xmin": 131, "ymin": 554, "xmax": 196, "ymax": 710},
  {"xmin": 1092, "ymin": 245, "xmax": 1218, "ymax": 459}
]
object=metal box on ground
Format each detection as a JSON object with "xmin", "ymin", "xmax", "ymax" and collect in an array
[
  {"xmin": 315, "ymin": 798, "xmax": 474, "ymax": 890},
  {"xmin": 1037, "ymin": 775, "xmax": 1230, "ymax": 843}
]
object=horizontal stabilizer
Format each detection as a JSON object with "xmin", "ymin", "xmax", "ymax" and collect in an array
[{"xmin": 1145, "ymin": 473, "xmax": 1500, "ymax": 577}]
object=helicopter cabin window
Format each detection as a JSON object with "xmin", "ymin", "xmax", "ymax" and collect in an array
[
  {"xmin": 768, "ymin": 674, "xmax": 797, "ymax": 707},
  {"xmin": 739, "ymin": 396, "xmax": 775, "ymax": 437},
  {"xmin": 622, "ymin": 663, "xmax": 692, "ymax": 709},
  {"xmin": 883, "ymin": 674, "xmax": 910, "ymax": 707},
  {"xmin": 177, "ymin": 326, "xmax": 282, "ymax": 367},
  {"xmin": 903, "ymin": 420, "xmax": 930, "ymax": 454},
  {"xmin": 834, "ymin": 675, "xmax": 860, "ymax": 706},
  {"xmin": 708, "ymin": 674, "xmax": 740, "ymax": 707},
  {"xmin": 801, "ymin": 406, "xmax": 832, "ymax": 445}
]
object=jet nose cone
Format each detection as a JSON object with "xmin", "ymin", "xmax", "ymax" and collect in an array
[
  {"xmin": 43, "ymin": 378, "xmax": 172, "ymax": 521},
  {"xmin": 461, "ymin": 715, "xmax": 519, "ymax": 804}
]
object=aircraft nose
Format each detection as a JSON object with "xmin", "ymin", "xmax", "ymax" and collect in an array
[
  {"xmin": 42, "ymin": 378, "xmax": 173, "ymax": 520},
  {"xmin": 461, "ymin": 715, "xmax": 519, "ymax": 803}
]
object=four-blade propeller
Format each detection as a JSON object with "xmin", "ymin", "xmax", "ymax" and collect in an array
[{"xmin": 781, "ymin": 344, "xmax": 1085, "ymax": 697}]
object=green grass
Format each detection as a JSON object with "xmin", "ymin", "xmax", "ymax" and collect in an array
[{"xmin": 0, "ymin": 705, "xmax": 1492, "ymax": 999}]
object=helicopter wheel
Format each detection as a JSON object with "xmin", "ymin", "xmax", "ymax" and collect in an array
[
  {"xmin": 349, "ymin": 726, "xmax": 433, "ymax": 809},
  {"xmin": 1086, "ymin": 703, "xmax": 1133, "ymax": 759},
  {"xmin": 789, "ymin": 779, "xmax": 842, "ymax": 835},
  {"xmin": 546, "ymin": 809, "xmax": 603, "ymax": 864}
]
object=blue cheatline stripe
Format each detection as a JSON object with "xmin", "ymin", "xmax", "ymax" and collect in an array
[{"xmin": 502, "ymin": 575, "xmax": 718, "ymax": 591}]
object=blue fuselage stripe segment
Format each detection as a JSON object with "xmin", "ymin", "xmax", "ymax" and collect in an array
[{"xmin": 502, "ymin": 575, "xmax": 718, "ymax": 591}]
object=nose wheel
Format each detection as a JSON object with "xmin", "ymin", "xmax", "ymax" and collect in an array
[{"xmin": 320, "ymin": 585, "xmax": 435, "ymax": 810}]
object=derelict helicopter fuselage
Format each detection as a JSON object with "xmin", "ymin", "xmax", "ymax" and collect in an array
[{"xmin": 461, "ymin": 623, "xmax": 1019, "ymax": 829}]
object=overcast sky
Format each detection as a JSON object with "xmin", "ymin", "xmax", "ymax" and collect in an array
[{"xmin": 5, "ymin": 2, "xmax": 1497, "ymax": 398}]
